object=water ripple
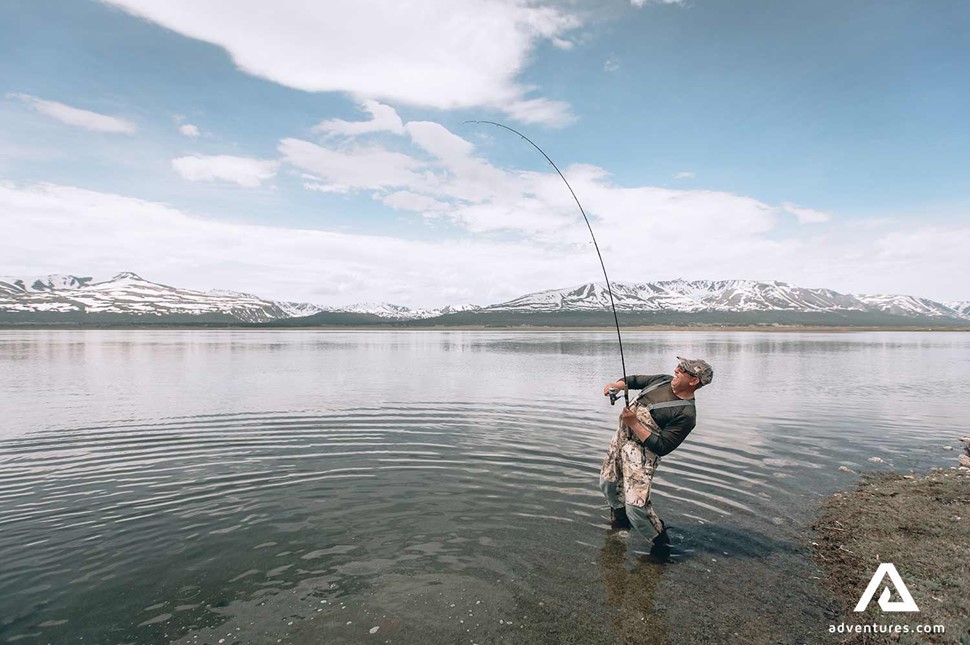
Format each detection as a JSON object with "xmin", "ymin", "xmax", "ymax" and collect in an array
[{"xmin": 3, "ymin": 330, "xmax": 967, "ymax": 643}]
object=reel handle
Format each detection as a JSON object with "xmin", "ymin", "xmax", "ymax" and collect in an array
[{"xmin": 606, "ymin": 386, "xmax": 624, "ymax": 406}]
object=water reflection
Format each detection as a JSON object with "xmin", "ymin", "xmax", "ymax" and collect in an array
[
  {"xmin": 599, "ymin": 532, "xmax": 669, "ymax": 643},
  {"xmin": 0, "ymin": 330, "xmax": 966, "ymax": 643}
]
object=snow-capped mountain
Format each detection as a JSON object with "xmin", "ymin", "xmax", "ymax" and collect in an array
[
  {"xmin": 945, "ymin": 301, "xmax": 970, "ymax": 318},
  {"xmin": 0, "ymin": 272, "xmax": 966, "ymax": 325},
  {"xmin": 484, "ymin": 279, "xmax": 969, "ymax": 319},
  {"xmin": 0, "ymin": 272, "xmax": 481, "ymax": 323},
  {"xmin": 339, "ymin": 302, "xmax": 427, "ymax": 319},
  {"xmin": 275, "ymin": 301, "xmax": 326, "ymax": 318},
  {"xmin": 0, "ymin": 272, "xmax": 290, "ymax": 323},
  {"xmin": 337, "ymin": 302, "xmax": 483, "ymax": 319},
  {"xmin": 0, "ymin": 274, "xmax": 93, "ymax": 294},
  {"xmin": 854, "ymin": 294, "xmax": 963, "ymax": 318},
  {"xmin": 489, "ymin": 279, "xmax": 858, "ymax": 313}
]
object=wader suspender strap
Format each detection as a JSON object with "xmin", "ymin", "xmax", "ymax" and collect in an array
[
  {"xmin": 647, "ymin": 399, "xmax": 695, "ymax": 411},
  {"xmin": 638, "ymin": 380, "xmax": 669, "ymax": 396},
  {"xmin": 635, "ymin": 379, "xmax": 695, "ymax": 412}
]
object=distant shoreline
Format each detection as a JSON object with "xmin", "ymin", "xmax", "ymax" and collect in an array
[{"xmin": 2, "ymin": 324, "xmax": 969, "ymax": 332}]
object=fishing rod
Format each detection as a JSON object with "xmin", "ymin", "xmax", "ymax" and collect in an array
[{"xmin": 464, "ymin": 120, "xmax": 629, "ymax": 407}]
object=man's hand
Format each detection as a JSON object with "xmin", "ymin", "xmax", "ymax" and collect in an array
[
  {"xmin": 619, "ymin": 406, "xmax": 637, "ymax": 426},
  {"xmin": 603, "ymin": 380, "xmax": 628, "ymax": 396},
  {"xmin": 620, "ymin": 405, "xmax": 652, "ymax": 442}
]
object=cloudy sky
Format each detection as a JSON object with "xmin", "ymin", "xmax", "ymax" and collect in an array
[{"xmin": 1, "ymin": 0, "xmax": 968, "ymax": 307}]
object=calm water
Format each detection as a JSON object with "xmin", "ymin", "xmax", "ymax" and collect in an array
[{"xmin": 1, "ymin": 330, "xmax": 967, "ymax": 644}]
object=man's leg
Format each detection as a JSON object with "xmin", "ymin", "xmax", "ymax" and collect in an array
[
  {"xmin": 598, "ymin": 476, "xmax": 622, "ymax": 508},
  {"xmin": 626, "ymin": 500, "xmax": 666, "ymax": 540},
  {"xmin": 599, "ymin": 479, "xmax": 631, "ymax": 530},
  {"xmin": 619, "ymin": 441, "xmax": 667, "ymax": 541},
  {"xmin": 599, "ymin": 420, "xmax": 631, "ymax": 529}
]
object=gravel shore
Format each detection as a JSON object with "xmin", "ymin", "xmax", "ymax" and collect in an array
[{"xmin": 811, "ymin": 468, "xmax": 969, "ymax": 644}]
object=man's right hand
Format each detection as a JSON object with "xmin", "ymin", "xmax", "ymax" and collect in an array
[{"xmin": 602, "ymin": 381, "xmax": 628, "ymax": 396}]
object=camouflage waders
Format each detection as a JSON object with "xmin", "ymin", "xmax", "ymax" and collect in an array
[{"xmin": 598, "ymin": 402, "xmax": 665, "ymax": 536}]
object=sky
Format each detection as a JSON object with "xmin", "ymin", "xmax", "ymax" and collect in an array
[{"xmin": 1, "ymin": 0, "xmax": 968, "ymax": 307}]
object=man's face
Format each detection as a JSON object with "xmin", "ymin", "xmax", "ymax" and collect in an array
[{"xmin": 672, "ymin": 365, "xmax": 699, "ymax": 390}]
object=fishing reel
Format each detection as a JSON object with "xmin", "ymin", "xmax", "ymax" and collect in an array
[{"xmin": 605, "ymin": 386, "xmax": 626, "ymax": 406}]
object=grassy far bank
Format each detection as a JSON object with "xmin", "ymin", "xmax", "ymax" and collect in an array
[{"xmin": 811, "ymin": 468, "xmax": 970, "ymax": 644}]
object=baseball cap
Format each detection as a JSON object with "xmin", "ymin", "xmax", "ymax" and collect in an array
[{"xmin": 676, "ymin": 356, "xmax": 714, "ymax": 386}]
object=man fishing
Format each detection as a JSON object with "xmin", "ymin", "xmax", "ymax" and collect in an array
[
  {"xmin": 466, "ymin": 122, "xmax": 713, "ymax": 550},
  {"xmin": 599, "ymin": 356, "xmax": 714, "ymax": 547}
]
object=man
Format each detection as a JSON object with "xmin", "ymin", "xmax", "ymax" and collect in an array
[{"xmin": 599, "ymin": 356, "xmax": 713, "ymax": 547}]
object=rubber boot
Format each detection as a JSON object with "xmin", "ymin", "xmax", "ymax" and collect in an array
[{"xmin": 610, "ymin": 506, "xmax": 632, "ymax": 530}]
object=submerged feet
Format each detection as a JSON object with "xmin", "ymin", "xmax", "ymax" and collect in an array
[
  {"xmin": 608, "ymin": 508, "xmax": 673, "ymax": 561},
  {"xmin": 648, "ymin": 540, "xmax": 671, "ymax": 561},
  {"xmin": 648, "ymin": 520, "xmax": 672, "ymax": 560},
  {"xmin": 610, "ymin": 506, "xmax": 632, "ymax": 530},
  {"xmin": 610, "ymin": 507, "xmax": 670, "ymax": 543},
  {"xmin": 607, "ymin": 508, "xmax": 673, "ymax": 561}
]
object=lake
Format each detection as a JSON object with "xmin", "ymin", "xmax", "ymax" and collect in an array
[{"xmin": 1, "ymin": 330, "xmax": 967, "ymax": 644}]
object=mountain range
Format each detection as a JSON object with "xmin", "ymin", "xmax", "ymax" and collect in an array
[{"xmin": 1, "ymin": 272, "xmax": 968, "ymax": 327}]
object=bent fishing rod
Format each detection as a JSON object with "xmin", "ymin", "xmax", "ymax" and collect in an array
[{"xmin": 464, "ymin": 120, "xmax": 630, "ymax": 407}]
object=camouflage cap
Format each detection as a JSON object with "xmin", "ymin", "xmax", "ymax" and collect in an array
[{"xmin": 676, "ymin": 356, "xmax": 713, "ymax": 386}]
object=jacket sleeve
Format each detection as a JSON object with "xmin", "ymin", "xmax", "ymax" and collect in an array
[
  {"xmin": 621, "ymin": 374, "xmax": 671, "ymax": 390},
  {"xmin": 643, "ymin": 413, "xmax": 695, "ymax": 457}
]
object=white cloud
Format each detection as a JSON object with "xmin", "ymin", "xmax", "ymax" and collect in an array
[
  {"xmin": 7, "ymin": 93, "xmax": 136, "ymax": 134},
  {"xmin": 0, "ymin": 181, "xmax": 570, "ymax": 307},
  {"xmin": 503, "ymin": 97, "xmax": 576, "ymax": 128},
  {"xmin": 631, "ymin": 0, "xmax": 685, "ymax": 6},
  {"xmin": 102, "ymin": 0, "xmax": 580, "ymax": 126},
  {"xmin": 2, "ymin": 181, "xmax": 968, "ymax": 305},
  {"xmin": 381, "ymin": 191, "xmax": 451, "ymax": 213},
  {"xmin": 293, "ymin": 120, "xmax": 523, "ymax": 208},
  {"xmin": 270, "ymin": 121, "xmax": 965, "ymax": 302},
  {"xmin": 673, "ymin": 171, "xmax": 694, "ymax": 180},
  {"xmin": 280, "ymin": 121, "xmax": 775, "ymax": 242},
  {"xmin": 406, "ymin": 121, "xmax": 475, "ymax": 162},
  {"xmin": 313, "ymin": 100, "xmax": 405, "ymax": 137},
  {"xmin": 279, "ymin": 138, "xmax": 425, "ymax": 191},
  {"xmin": 172, "ymin": 155, "xmax": 279, "ymax": 187},
  {"xmin": 179, "ymin": 123, "xmax": 201, "ymax": 137},
  {"xmin": 604, "ymin": 56, "xmax": 620, "ymax": 73},
  {"xmin": 269, "ymin": 120, "xmax": 969, "ymax": 301},
  {"xmin": 781, "ymin": 202, "xmax": 831, "ymax": 224},
  {"xmin": 303, "ymin": 182, "xmax": 351, "ymax": 194},
  {"xmin": 282, "ymin": 119, "xmax": 779, "ymax": 244}
]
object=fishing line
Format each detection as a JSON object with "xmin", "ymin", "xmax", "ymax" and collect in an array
[{"xmin": 464, "ymin": 120, "xmax": 629, "ymax": 406}]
